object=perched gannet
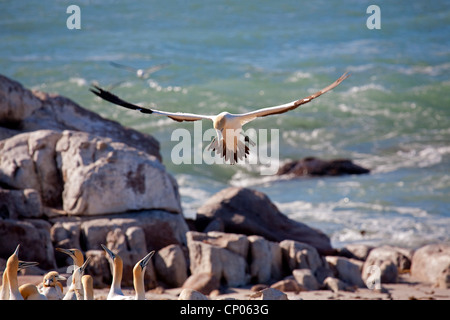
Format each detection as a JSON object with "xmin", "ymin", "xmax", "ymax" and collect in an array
[
  {"xmin": 56, "ymin": 247, "xmax": 85, "ymax": 300},
  {"xmin": 71, "ymin": 257, "xmax": 91, "ymax": 300},
  {"xmin": 101, "ymin": 244, "xmax": 127, "ymax": 300},
  {"xmin": 109, "ymin": 61, "xmax": 170, "ymax": 79},
  {"xmin": 19, "ymin": 284, "xmax": 47, "ymax": 300},
  {"xmin": 132, "ymin": 251, "xmax": 155, "ymax": 300},
  {"xmin": 90, "ymin": 72, "xmax": 350, "ymax": 163},
  {"xmin": 2, "ymin": 245, "xmax": 39, "ymax": 300},
  {"xmin": 39, "ymin": 271, "xmax": 66, "ymax": 300},
  {"xmin": 1, "ymin": 247, "xmax": 39, "ymax": 300},
  {"xmin": 81, "ymin": 275, "xmax": 94, "ymax": 300}
]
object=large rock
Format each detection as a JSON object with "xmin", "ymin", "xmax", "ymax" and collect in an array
[
  {"xmin": 362, "ymin": 245, "xmax": 413, "ymax": 284},
  {"xmin": 277, "ymin": 157, "xmax": 370, "ymax": 177},
  {"xmin": 80, "ymin": 210, "xmax": 189, "ymax": 252},
  {"xmin": 154, "ymin": 244, "xmax": 188, "ymax": 288},
  {"xmin": 279, "ymin": 240, "xmax": 323, "ymax": 274},
  {"xmin": 325, "ymin": 256, "xmax": 365, "ymax": 287},
  {"xmin": 0, "ymin": 219, "xmax": 56, "ymax": 269},
  {"xmin": 0, "ymin": 130, "xmax": 63, "ymax": 208},
  {"xmin": 187, "ymin": 231, "xmax": 249, "ymax": 287},
  {"xmin": 0, "ymin": 188, "xmax": 43, "ymax": 219},
  {"xmin": 0, "ymin": 74, "xmax": 161, "ymax": 160},
  {"xmin": 56, "ymin": 131, "xmax": 181, "ymax": 215},
  {"xmin": 248, "ymin": 235, "xmax": 283, "ymax": 284},
  {"xmin": 411, "ymin": 244, "xmax": 450, "ymax": 288},
  {"xmin": 196, "ymin": 187, "xmax": 332, "ymax": 254}
]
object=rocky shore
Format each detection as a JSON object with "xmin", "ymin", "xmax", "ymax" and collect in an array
[{"xmin": 1, "ymin": 74, "xmax": 449, "ymax": 300}]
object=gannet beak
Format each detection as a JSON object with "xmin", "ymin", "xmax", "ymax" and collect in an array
[
  {"xmin": 57, "ymin": 275, "xmax": 67, "ymax": 281},
  {"xmin": 139, "ymin": 251, "xmax": 155, "ymax": 270},
  {"xmin": 56, "ymin": 247, "xmax": 76, "ymax": 259},
  {"xmin": 80, "ymin": 256, "xmax": 91, "ymax": 274},
  {"xmin": 101, "ymin": 244, "xmax": 116, "ymax": 261},
  {"xmin": 13, "ymin": 244, "xmax": 20, "ymax": 256},
  {"xmin": 18, "ymin": 260, "xmax": 39, "ymax": 271}
]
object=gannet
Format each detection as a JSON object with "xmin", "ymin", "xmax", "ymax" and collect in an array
[
  {"xmin": 101, "ymin": 244, "xmax": 126, "ymax": 300},
  {"xmin": 19, "ymin": 284, "xmax": 48, "ymax": 300},
  {"xmin": 81, "ymin": 275, "xmax": 94, "ymax": 300},
  {"xmin": 90, "ymin": 72, "xmax": 350, "ymax": 164},
  {"xmin": 2, "ymin": 245, "xmax": 39, "ymax": 300},
  {"xmin": 38, "ymin": 271, "xmax": 66, "ymax": 300},
  {"xmin": 132, "ymin": 251, "xmax": 155, "ymax": 300},
  {"xmin": 109, "ymin": 61, "xmax": 170, "ymax": 79},
  {"xmin": 56, "ymin": 247, "xmax": 85, "ymax": 300},
  {"xmin": 71, "ymin": 257, "xmax": 91, "ymax": 300},
  {"xmin": 0, "ymin": 246, "xmax": 39, "ymax": 300}
]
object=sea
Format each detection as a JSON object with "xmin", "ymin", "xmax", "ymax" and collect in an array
[{"xmin": 1, "ymin": 0, "xmax": 449, "ymax": 249}]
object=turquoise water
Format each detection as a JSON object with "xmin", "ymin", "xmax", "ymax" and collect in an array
[{"xmin": 1, "ymin": 1, "xmax": 449, "ymax": 248}]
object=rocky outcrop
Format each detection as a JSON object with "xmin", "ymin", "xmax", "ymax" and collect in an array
[
  {"xmin": 0, "ymin": 74, "xmax": 161, "ymax": 160},
  {"xmin": 196, "ymin": 187, "xmax": 333, "ymax": 254},
  {"xmin": 277, "ymin": 157, "xmax": 370, "ymax": 177},
  {"xmin": 411, "ymin": 244, "xmax": 450, "ymax": 289}
]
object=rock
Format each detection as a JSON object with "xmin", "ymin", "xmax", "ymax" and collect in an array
[
  {"xmin": 325, "ymin": 256, "xmax": 365, "ymax": 287},
  {"xmin": 187, "ymin": 231, "xmax": 249, "ymax": 287},
  {"xmin": 196, "ymin": 187, "xmax": 332, "ymax": 254},
  {"xmin": 178, "ymin": 288, "xmax": 209, "ymax": 300},
  {"xmin": 182, "ymin": 272, "xmax": 220, "ymax": 295},
  {"xmin": 277, "ymin": 157, "xmax": 370, "ymax": 177},
  {"xmin": 154, "ymin": 244, "xmax": 188, "ymax": 288},
  {"xmin": 248, "ymin": 235, "xmax": 283, "ymax": 284},
  {"xmin": 0, "ymin": 219, "xmax": 56, "ymax": 269},
  {"xmin": 0, "ymin": 130, "xmax": 63, "ymax": 208},
  {"xmin": 292, "ymin": 269, "xmax": 320, "ymax": 290},
  {"xmin": 56, "ymin": 130, "xmax": 181, "ymax": 215},
  {"xmin": 411, "ymin": 244, "xmax": 450, "ymax": 289},
  {"xmin": 0, "ymin": 74, "xmax": 161, "ymax": 160},
  {"xmin": 250, "ymin": 288, "xmax": 288, "ymax": 300},
  {"xmin": 362, "ymin": 245, "xmax": 413, "ymax": 284},
  {"xmin": 270, "ymin": 278, "xmax": 303, "ymax": 293},
  {"xmin": 339, "ymin": 244, "xmax": 374, "ymax": 261},
  {"xmin": 279, "ymin": 240, "xmax": 323, "ymax": 273},
  {"xmin": 0, "ymin": 188, "xmax": 43, "ymax": 219},
  {"xmin": 80, "ymin": 210, "xmax": 189, "ymax": 252},
  {"xmin": 323, "ymin": 277, "xmax": 353, "ymax": 293}
]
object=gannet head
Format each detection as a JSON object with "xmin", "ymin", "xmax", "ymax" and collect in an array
[
  {"xmin": 56, "ymin": 248, "xmax": 84, "ymax": 266},
  {"xmin": 133, "ymin": 251, "xmax": 155, "ymax": 276},
  {"xmin": 43, "ymin": 271, "xmax": 66, "ymax": 287}
]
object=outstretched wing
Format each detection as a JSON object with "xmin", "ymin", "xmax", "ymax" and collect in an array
[
  {"xmin": 238, "ymin": 72, "xmax": 350, "ymax": 124},
  {"xmin": 90, "ymin": 86, "xmax": 213, "ymax": 122}
]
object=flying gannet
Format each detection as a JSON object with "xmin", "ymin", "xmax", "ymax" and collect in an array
[
  {"xmin": 91, "ymin": 72, "xmax": 350, "ymax": 164},
  {"xmin": 109, "ymin": 61, "xmax": 170, "ymax": 79}
]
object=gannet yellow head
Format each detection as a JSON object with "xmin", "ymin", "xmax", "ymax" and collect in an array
[
  {"xmin": 56, "ymin": 248, "xmax": 84, "ymax": 267},
  {"xmin": 43, "ymin": 271, "xmax": 66, "ymax": 287},
  {"xmin": 7, "ymin": 245, "xmax": 38, "ymax": 271},
  {"xmin": 133, "ymin": 251, "xmax": 155, "ymax": 277}
]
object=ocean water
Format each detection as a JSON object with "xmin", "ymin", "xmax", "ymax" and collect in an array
[{"xmin": 1, "ymin": 0, "xmax": 449, "ymax": 249}]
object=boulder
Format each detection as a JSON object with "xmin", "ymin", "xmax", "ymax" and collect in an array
[
  {"xmin": 362, "ymin": 245, "xmax": 413, "ymax": 284},
  {"xmin": 56, "ymin": 130, "xmax": 181, "ymax": 215},
  {"xmin": 248, "ymin": 235, "xmax": 283, "ymax": 284},
  {"xmin": 80, "ymin": 210, "xmax": 189, "ymax": 252},
  {"xmin": 0, "ymin": 188, "xmax": 43, "ymax": 219},
  {"xmin": 277, "ymin": 157, "xmax": 370, "ymax": 177},
  {"xmin": 178, "ymin": 288, "xmax": 209, "ymax": 300},
  {"xmin": 0, "ymin": 74, "xmax": 161, "ymax": 160},
  {"xmin": 196, "ymin": 187, "xmax": 332, "ymax": 254},
  {"xmin": 182, "ymin": 272, "xmax": 220, "ymax": 295},
  {"xmin": 279, "ymin": 240, "xmax": 323, "ymax": 273},
  {"xmin": 0, "ymin": 219, "xmax": 56, "ymax": 269},
  {"xmin": 325, "ymin": 256, "xmax": 365, "ymax": 287},
  {"xmin": 250, "ymin": 288, "xmax": 288, "ymax": 300},
  {"xmin": 339, "ymin": 244, "xmax": 374, "ymax": 261},
  {"xmin": 186, "ymin": 231, "xmax": 249, "ymax": 287},
  {"xmin": 292, "ymin": 269, "xmax": 320, "ymax": 290},
  {"xmin": 154, "ymin": 244, "xmax": 188, "ymax": 288},
  {"xmin": 323, "ymin": 277, "xmax": 353, "ymax": 292},
  {"xmin": 270, "ymin": 278, "xmax": 303, "ymax": 293},
  {"xmin": 411, "ymin": 244, "xmax": 450, "ymax": 289},
  {"xmin": 0, "ymin": 130, "xmax": 63, "ymax": 208}
]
